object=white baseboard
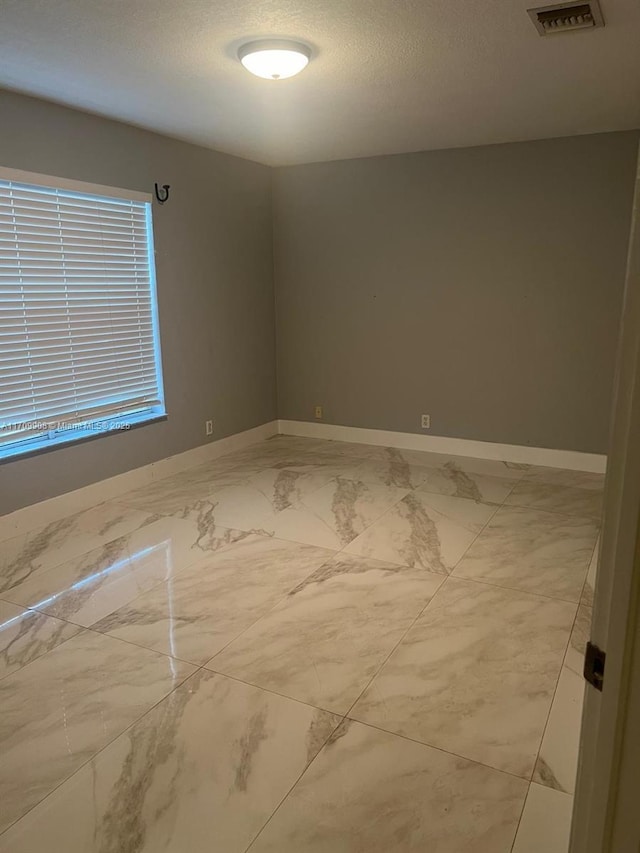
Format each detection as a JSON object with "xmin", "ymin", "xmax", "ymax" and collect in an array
[
  {"xmin": 278, "ymin": 419, "xmax": 607, "ymax": 474},
  {"xmin": 0, "ymin": 420, "xmax": 278, "ymax": 542},
  {"xmin": 0, "ymin": 417, "xmax": 606, "ymax": 543}
]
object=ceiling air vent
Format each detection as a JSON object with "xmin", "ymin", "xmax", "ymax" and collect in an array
[{"xmin": 527, "ymin": 0, "xmax": 605, "ymax": 35}]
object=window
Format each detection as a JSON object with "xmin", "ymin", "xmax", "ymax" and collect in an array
[{"xmin": 0, "ymin": 167, "xmax": 165, "ymax": 460}]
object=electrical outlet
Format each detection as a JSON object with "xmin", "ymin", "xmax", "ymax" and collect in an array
[
  {"xmin": 205, "ymin": 419, "xmax": 214, "ymax": 436},
  {"xmin": 314, "ymin": 405, "xmax": 323, "ymax": 419},
  {"xmin": 421, "ymin": 414, "xmax": 431, "ymax": 430}
]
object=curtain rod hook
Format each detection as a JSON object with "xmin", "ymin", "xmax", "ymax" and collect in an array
[{"xmin": 154, "ymin": 183, "xmax": 170, "ymax": 204}]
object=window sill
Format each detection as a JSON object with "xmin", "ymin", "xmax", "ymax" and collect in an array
[{"xmin": 0, "ymin": 412, "xmax": 168, "ymax": 464}]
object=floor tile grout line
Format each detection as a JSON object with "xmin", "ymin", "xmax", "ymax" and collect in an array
[
  {"xmin": 335, "ymin": 477, "xmax": 506, "ymax": 565},
  {"xmin": 111, "ymin": 459, "xmax": 329, "ymax": 517},
  {"xmin": 79, "ymin": 541, "xmax": 343, "ymax": 672},
  {"xmin": 505, "ymin": 511, "xmax": 602, "ymax": 536},
  {"xmin": 187, "ymin": 471, "xmax": 409, "ymax": 553},
  {"xmin": 508, "ymin": 780, "xmax": 578, "ymax": 853},
  {"xmin": 2, "ymin": 511, "xmax": 356, "ymax": 679},
  {"xmin": 496, "ymin": 461, "xmax": 585, "ymax": 814},
  {"xmin": 439, "ymin": 489, "xmax": 505, "ymax": 573},
  {"xmin": 83, "ymin": 623, "xmax": 208, "ymax": 667},
  {"xmin": 0, "ymin": 612, "xmax": 202, "ymax": 691},
  {"xmin": 204, "ymin": 663, "xmax": 537, "ymax": 788},
  {"xmin": 198, "ymin": 553, "xmax": 351, "ymax": 668},
  {"xmin": 503, "ymin": 499, "xmax": 603, "ymax": 523},
  {"xmin": 509, "ymin": 781, "xmax": 533, "ymax": 853},
  {"xmin": 342, "ymin": 716, "xmax": 535, "ymax": 784},
  {"xmin": 205, "ymin": 462, "xmax": 341, "ymax": 518},
  {"xmin": 528, "ymin": 598, "xmax": 583, "ymax": 794},
  {"xmin": 242, "ymin": 709, "xmax": 538, "ymax": 853},
  {"xmin": 338, "ymin": 484, "xmax": 565, "ymax": 786},
  {"xmin": 330, "ymin": 471, "xmax": 602, "ymax": 528},
  {"xmin": 245, "ymin": 697, "xmax": 539, "ymax": 853},
  {"xmin": 0, "ymin": 513, "xmax": 250, "ymax": 620},
  {"xmin": 1, "ymin": 512, "xmax": 273, "ymax": 671},
  {"xmin": 576, "ymin": 536, "xmax": 600, "ymax": 608},
  {"xmin": 339, "ymin": 538, "xmax": 499, "ymax": 725},
  {"xmin": 264, "ymin": 462, "xmax": 424, "ymax": 561},
  {"xmin": 200, "ymin": 545, "xmax": 450, "ymax": 678},
  {"xmin": 327, "ymin": 478, "xmax": 489, "ymax": 713},
  {"xmin": 203, "ymin": 566, "xmax": 443, "ymax": 714},
  {"xmin": 226, "ymin": 461, "xmax": 590, "ymax": 619},
  {"xmin": 0, "ymin": 594, "xmax": 41, "ymax": 609},
  {"xmin": 241, "ymin": 713, "xmax": 346, "ymax": 853},
  {"xmin": 0, "ymin": 507, "xmax": 165, "ymax": 590},
  {"xmin": 327, "ymin": 486, "xmax": 413, "ymax": 558},
  {"xmin": 119, "ymin": 454, "xmax": 402, "ymax": 521},
  {"xmin": 1, "ymin": 448, "xmax": 583, "ymax": 605},
  {"xmin": 0, "ymin": 614, "xmax": 91, "ymax": 682},
  {"xmin": 0, "ymin": 538, "xmax": 240, "ymax": 642},
  {"xmin": 449, "ymin": 570, "xmax": 590, "ymax": 606},
  {"xmin": 0, "ymin": 437, "xmax": 299, "ymax": 546},
  {"xmin": 0, "ymin": 437, "xmax": 600, "ymax": 545},
  {"xmin": 1, "ymin": 439, "xmax": 602, "ymax": 845},
  {"xmin": 501, "ymin": 470, "xmax": 527, "ymax": 503},
  {"xmin": 524, "ymin": 533, "xmax": 601, "ymax": 800},
  {"xmin": 34, "ymin": 543, "xmax": 343, "ymax": 676},
  {"xmin": 0, "ymin": 529, "xmax": 340, "ymax": 653},
  {"xmin": 0, "ymin": 618, "xmax": 84, "ymax": 685},
  {"xmin": 0, "ymin": 661, "xmax": 201, "ymax": 840},
  {"xmin": 208, "ymin": 510, "xmax": 502, "ymax": 782},
  {"xmin": 51, "ymin": 451, "xmax": 527, "ymax": 568},
  {"xmin": 248, "ymin": 473, "xmax": 514, "ymax": 729},
  {"xmin": 450, "ymin": 475, "xmax": 599, "ymax": 602},
  {"xmin": 3, "ymin": 648, "xmax": 347, "ymax": 844},
  {"xmin": 282, "ymin": 458, "xmax": 425, "ymax": 543},
  {"xmin": 0, "ymin": 447, "xmax": 590, "ymax": 667},
  {"xmin": 340, "ymin": 571, "xmax": 450, "ymax": 721},
  {"xmin": 201, "ymin": 665, "xmax": 347, "ymax": 717},
  {"xmin": 337, "ymin": 470, "xmax": 579, "ymax": 836},
  {"xmin": 451, "ymin": 467, "xmax": 598, "ymax": 588},
  {"xmin": 2, "ymin": 543, "xmax": 580, "ymax": 686}
]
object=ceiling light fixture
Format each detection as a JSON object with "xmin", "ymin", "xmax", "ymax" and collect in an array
[{"xmin": 238, "ymin": 39, "xmax": 311, "ymax": 80}]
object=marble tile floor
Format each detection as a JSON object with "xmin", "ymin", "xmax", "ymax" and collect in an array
[{"xmin": 0, "ymin": 435, "xmax": 603, "ymax": 851}]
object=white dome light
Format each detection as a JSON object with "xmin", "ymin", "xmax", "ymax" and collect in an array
[{"xmin": 238, "ymin": 40, "xmax": 311, "ymax": 80}]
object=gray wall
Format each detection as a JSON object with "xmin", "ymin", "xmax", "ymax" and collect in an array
[
  {"xmin": 0, "ymin": 90, "xmax": 276, "ymax": 515},
  {"xmin": 0, "ymin": 93, "xmax": 637, "ymax": 516},
  {"xmin": 273, "ymin": 132, "xmax": 639, "ymax": 454}
]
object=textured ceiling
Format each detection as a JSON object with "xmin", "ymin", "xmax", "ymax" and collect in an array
[{"xmin": 1, "ymin": 0, "xmax": 640, "ymax": 165}]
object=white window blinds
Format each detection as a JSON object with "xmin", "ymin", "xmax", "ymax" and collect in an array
[{"xmin": 0, "ymin": 168, "xmax": 165, "ymax": 458}]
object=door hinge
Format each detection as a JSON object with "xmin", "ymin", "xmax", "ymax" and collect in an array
[{"xmin": 584, "ymin": 641, "xmax": 606, "ymax": 691}]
